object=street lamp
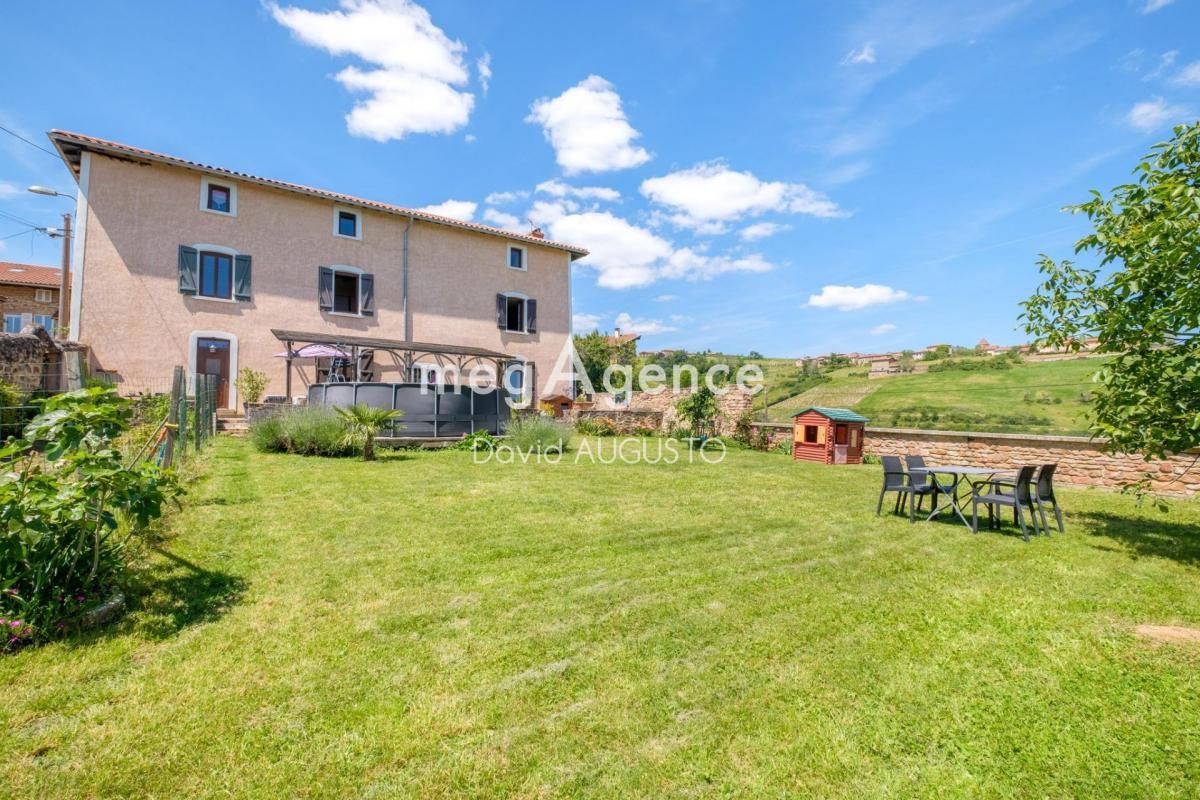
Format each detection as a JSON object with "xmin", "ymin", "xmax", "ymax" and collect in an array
[{"xmin": 27, "ymin": 186, "xmax": 77, "ymax": 337}]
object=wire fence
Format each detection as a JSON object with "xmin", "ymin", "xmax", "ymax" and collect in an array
[{"xmin": 0, "ymin": 365, "xmax": 219, "ymax": 468}]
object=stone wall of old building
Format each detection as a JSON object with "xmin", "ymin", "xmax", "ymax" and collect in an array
[
  {"xmin": 0, "ymin": 330, "xmax": 53, "ymax": 394},
  {"xmin": 572, "ymin": 409, "xmax": 663, "ymax": 434},
  {"xmin": 582, "ymin": 387, "xmax": 754, "ymax": 435},
  {"xmin": 864, "ymin": 427, "xmax": 1200, "ymax": 496},
  {"xmin": 0, "ymin": 284, "xmax": 59, "ymax": 333}
]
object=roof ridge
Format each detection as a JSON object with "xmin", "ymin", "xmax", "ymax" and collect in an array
[{"xmin": 47, "ymin": 129, "xmax": 588, "ymax": 257}]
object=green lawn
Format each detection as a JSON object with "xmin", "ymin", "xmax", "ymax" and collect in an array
[
  {"xmin": 767, "ymin": 357, "xmax": 1107, "ymax": 434},
  {"xmin": 4, "ymin": 437, "xmax": 1200, "ymax": 798}
]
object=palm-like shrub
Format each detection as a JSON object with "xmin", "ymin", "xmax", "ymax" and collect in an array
[{"xmin": 335, "ymin": 404, "xmax": 404, "ymax": 461}]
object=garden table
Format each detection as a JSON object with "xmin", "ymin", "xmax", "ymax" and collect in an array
[{"xmin": 909, "ymin": 465, "xmax": 1002, "ymax": 530}]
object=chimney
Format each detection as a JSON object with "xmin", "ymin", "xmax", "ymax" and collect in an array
[
  {"xmin": 529, "ymin": 226, "xmax": 545, "ymax": 239},
  {"xmin": 614, "ymin": 327, "xmax": 621, "ymax": 337}
]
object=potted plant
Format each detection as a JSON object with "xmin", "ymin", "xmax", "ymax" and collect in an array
[{"xmin": 235, "ymin": 368, "xmax": 269, "ymax": 415}]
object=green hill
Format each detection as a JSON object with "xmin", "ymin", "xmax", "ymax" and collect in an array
[{"xmin": 760, "ymin": 356, "xmax": 1107, "ymax": 436}]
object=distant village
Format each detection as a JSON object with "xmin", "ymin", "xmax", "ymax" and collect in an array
[{"xmin": 795, "ymin": 337, "xmax": 1104, "ymax": 379}]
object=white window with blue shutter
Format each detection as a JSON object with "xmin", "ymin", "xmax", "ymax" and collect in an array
[
  {"xmin": 180, "ymin": 244, "xmax": 251, "ymax": 302},
  {"xmin": 320, "ymin": 265, "xmax": 374, "ymax": 316}
]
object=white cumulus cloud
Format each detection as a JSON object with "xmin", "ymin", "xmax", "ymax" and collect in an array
[
  {"xmin": 640, "ymin": 162, "xmax": 843, "ymax": 233},
  {"xmin": 536, "ymin": 179, "xmax": 621, "ymax": 202},
  {"xmin": 739, "ymin": 222, "xmax": 791, "ymax": 241},
  {"xmin": 527, "ymin": 75, "xmax": 651, "ymax": 175},
  {"xmin": 0, "ymin": 180, "xmax": 21, "ymax": 199},
  {"xmin": 548, "ymin": 211, "xmax": 672, "ymax": 289},
  {"xmin": 1127, "ymin": 97, "xmax": 1189, "ymax": 131},
  {"xmin": 270, "ymin": 0, "xmax": 474, "ymax": 141},
  {"xmin": 547, "ymin": 211, "xmax": 778, "ymax": 289},
  {"xmin": 419, "ymin": 199, "xmax": 477, "ymax": 221},
  {"xmin": 573, "ymin": 312, "xmax": 604, "ymax": 331},
  {"xmin": 870, "ymin": 323, "xmax": 897, "ymax": 335},
  {"xmin": 807, "ymin": 284, "xmax": 912, "ymax": 312},
  {"xmin": 482, "ymin": 208, "xmax": 522, "ymax": 231},
  {"xmin": 613, "ymin": 312, "xmax": 677, "ymax": 335},
  {"xmin": 485, "ymin": 190, "xmax": 528, "ymax": 205}
]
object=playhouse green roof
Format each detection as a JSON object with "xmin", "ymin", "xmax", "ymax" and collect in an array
[{"xmin": 791, "ymin": 406, "xmax": 870, "ymax": 423}]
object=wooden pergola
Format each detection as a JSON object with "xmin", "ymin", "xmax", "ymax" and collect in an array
[{"xmin": 271, "ymin": 329, "xmax": 516, "ymax": 398}]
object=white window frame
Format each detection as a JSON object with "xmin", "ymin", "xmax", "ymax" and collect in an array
[
  {"xmin": 200, "ymin": 176, "xmax": 237, "ymax": 217},
  {"xmin": 501, "ymin": 291, "xmax": 530, "ymax": 334},
  {"xmin": 507, "ymin": 243, "xmax": 527, "ymax": 271},
  {"xmin": 333, "ymin": 206, "xmax": 362, "ymax": 241},
  {"xmin": 3, "ymin": 313, "xmax": 22, "ymax": 334},
  {"xmin": 328, "ymin": 264, "xmax": 365, "ymax": 317},
  {"xmin": 34, "ymin": 288, "xmax": 53, "ymax": 303},
  {"xmin": 504, "ymin": 359, "xmax": 531, "ymax": 407},
  {"xmin": 189, "ymin": 244, "xmax": 241, "ymax": 304}
]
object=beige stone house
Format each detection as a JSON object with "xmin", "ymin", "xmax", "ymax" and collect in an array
[
  {"xmin": 0, "ymin": 262, "xmax": 60, "ymax": 336},
  {"xmin": 49, "ymin": 130, "xmax": 587, "ymax": 410}
]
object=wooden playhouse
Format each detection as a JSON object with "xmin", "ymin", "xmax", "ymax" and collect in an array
[{"xmin": 792, "ymin": 406, "xmax": 868, "ymax": 465}]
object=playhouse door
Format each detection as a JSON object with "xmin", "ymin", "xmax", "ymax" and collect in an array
[{"xmin": 833, "ymin": 424, "xmax": 849, "ymax": 464}]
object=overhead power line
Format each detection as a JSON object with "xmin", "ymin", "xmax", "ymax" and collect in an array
[{"xmin": 0, "ymin": 124, "xmax": 58, "ymax": 158}]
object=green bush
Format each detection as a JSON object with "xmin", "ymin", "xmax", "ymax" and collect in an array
[
  {"xmin": 0, "ymin": 380, "xmax": 32, "ymax": 443},
  {"xmin": 452, "ymin": 430, "xmax": 498, "ymax": 451},
  {"xmin": 505, "ymin": 414, "xmax": 569, "ymax": 453},
  {"xmin": 249, "ymin": 406, "xmax": 355, "ymax": 457},
  {"xmin": 575, "ymin": 417, "xmax": 617, "ymax": 436},
  {"xmin": 0, "ymin": 388, "xmax": 180, "ymax": 645}
]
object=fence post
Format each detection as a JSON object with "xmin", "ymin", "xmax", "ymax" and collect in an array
[{"xmin": 162, "ymin": 366, "xmax": 183, "ymax": 467}]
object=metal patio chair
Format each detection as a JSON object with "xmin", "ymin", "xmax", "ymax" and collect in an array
[{"xmin": 970, "ymin": 465, "xmax": 1040, "ymax": 542}]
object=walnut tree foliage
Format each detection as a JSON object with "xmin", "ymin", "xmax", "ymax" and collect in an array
[{"xmin": 1022, "ymin": 121, "xmax": 1200, "ymax": 460}]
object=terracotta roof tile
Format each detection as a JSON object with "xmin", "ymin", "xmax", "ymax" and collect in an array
[
  {"xmin": 47, "ymin": 130, "xmax": 588, "ymax": 258},
  {"xmin": 0, "ymin": 262, "xmax": 62, "ymax": 288}
]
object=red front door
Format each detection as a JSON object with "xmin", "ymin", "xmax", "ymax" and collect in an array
[{"xmin": 196, "ymin": 337, "xmax": 231, "ymax": 408}]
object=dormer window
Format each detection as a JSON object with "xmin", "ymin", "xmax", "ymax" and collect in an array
[
  {"xmin": 334, "ymin": 206, "xmax": 362, "ymax": 240},
  {"xmin": 200, "ymin": 176, "xmax": 237, "ymax": 216}
]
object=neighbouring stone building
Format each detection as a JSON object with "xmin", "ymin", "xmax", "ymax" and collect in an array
[{"xmin": 1, "ymin": 262, "xmax": 60, "ymax": 336}]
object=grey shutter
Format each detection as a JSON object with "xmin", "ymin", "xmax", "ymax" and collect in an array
[
  {"xmin": 359, "ymin": 273, "xmax": 374, "ymax": 316},
  {"xmin": 318, "ymin": 266, "xmax": 334, "ymax": 311},
  {"xmin": 233, "ymin": 254, "xmax": 252, "ymax": 301},
  {"xmin": 526, "ymin": 299, "xmax": 537, "ymax": 333},
  {"xmin": 496, "ymin": 293, "xmax": 506, "ymax": 329},
  {"xmin": 178, "ymin": 245, "xmax": 198, "ymax": 295}
]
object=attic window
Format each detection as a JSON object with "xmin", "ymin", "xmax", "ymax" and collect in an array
[{"xmin": 200, "ymin": 176, "xmax": 237, "ymax": 216}]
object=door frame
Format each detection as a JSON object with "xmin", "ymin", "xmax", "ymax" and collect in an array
[{"xmin": 188, "ymin": 330, "xmax": 239, "ymax": 409}]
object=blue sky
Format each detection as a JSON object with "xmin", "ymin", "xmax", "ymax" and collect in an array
[{"xmin": 2, "ymin": 0, "xmax": 1198, "ymax": 357}]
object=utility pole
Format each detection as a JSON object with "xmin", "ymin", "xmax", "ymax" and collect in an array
[{"xmin": 57, "ymin": 212, "xmax": 71, "ymax": 337}]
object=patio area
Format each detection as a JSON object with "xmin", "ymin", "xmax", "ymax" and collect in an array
[{"xmin": 3, "ymin": 438, "xmax": 1198, "ymax": 798}]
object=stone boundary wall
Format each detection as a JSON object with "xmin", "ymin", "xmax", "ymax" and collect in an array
[
  {"xmin": 865, "ymin": 427, "xmax": 1199, "ymax": 496},
  {"xmin": 750, "ymin": 421, "xmax": 793, "ymax": 448},
  {"xmin": 572, "ymin": 409, "xmax": 663, "ymax": 434},
  {"xmin": 585, "ymin": 388, "xmax": 753, "ymax": 435}
]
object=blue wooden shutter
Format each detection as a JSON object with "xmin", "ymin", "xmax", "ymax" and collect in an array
[
  {"xmin": 318, "ymin": 266, "xmax": 333, "ymax": 311},
  {"xmin": 526, "ymin": 298, "xmax": 537, "ymax": 333},
  {"xmin": 233, "ymin": 255, "xmax": 252, "ymax": 301},
  {"xmin": 178, "ymin": 245, "xmax": 198, "ymax": 295},
  {"xmin": 359, "ymin": 273, "xmax": 374, "ymax": 316}
]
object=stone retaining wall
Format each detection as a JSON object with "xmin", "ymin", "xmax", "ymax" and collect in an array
[
  {"xmin": 572, "ymin": 409, "xmax": 663, "ymax": 434},
  {"xmin": 864, "ymin": 427, "xmax": 1199, "ymax": 496},
  {"xmin": 584, "ymin": 388, "xmax": 754, "ymax": 435}
]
